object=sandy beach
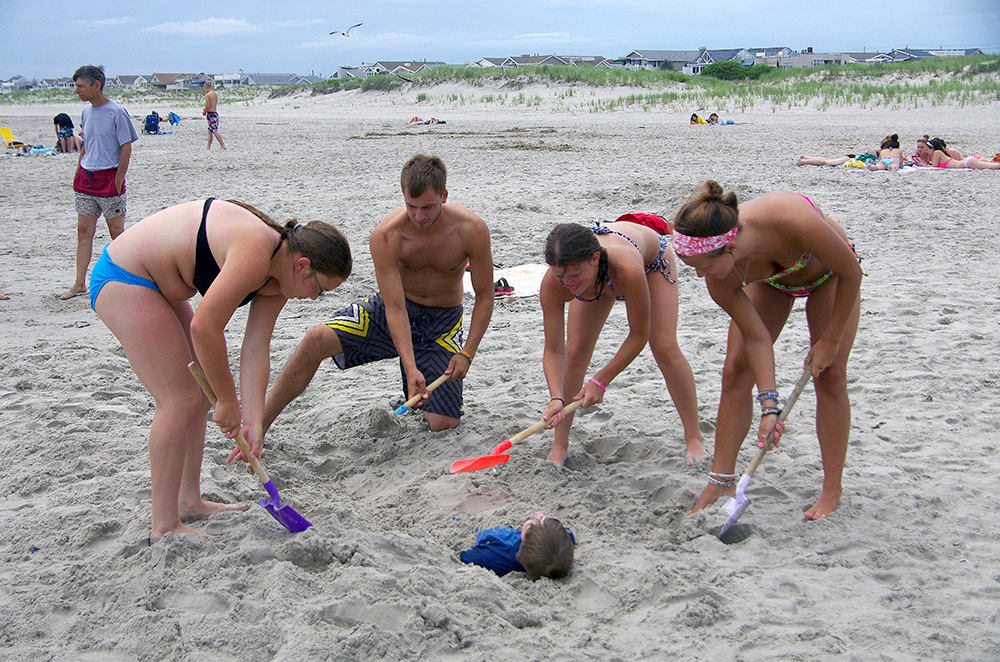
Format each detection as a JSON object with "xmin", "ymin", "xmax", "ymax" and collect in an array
[{"xmin": 1, "ymin": 83, "xmax": 999, "ymax": 660}]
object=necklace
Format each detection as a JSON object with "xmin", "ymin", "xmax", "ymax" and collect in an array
[
  {"xmin": 574, "ymin": 280, "xmax": 605, "ymax": 302},
  {"xmin": 736, "ymin": 233, "xmax": 753, "ymax": 286},
  {"xmin": 738, "ymin": 257, "xmax": 752, "ymax": 287}
]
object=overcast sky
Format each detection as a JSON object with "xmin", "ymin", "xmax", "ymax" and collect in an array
[{"xmin": 2, "ymin": 0, "xmax": 997, "ymax": 79}]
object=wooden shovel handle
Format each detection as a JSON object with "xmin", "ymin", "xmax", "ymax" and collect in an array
[
  {"xmin": 400, "ymin": 372, "xmax": 451, "ymax": 410},
  {"xmin": 744, "ymin": 366, "xmax": 813, "ymax": 478},
  {"xmin": 509, "ymin": 398, "xmax": 584, "ymax": 445},
  {"xmin": 187, "ymin": 361, "xmax": 271, "ymax": 485}
]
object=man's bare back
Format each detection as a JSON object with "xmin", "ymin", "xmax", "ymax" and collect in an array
[{"xmin": 204, "ymin": 88, "xmax": 219, "ymax": 113}]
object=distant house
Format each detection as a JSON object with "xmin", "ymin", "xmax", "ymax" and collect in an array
[
  {"xmin": 842, "ymin": 52, "xmax": 896, "ymax": 64},
  {"xmin": 765, "ymin": 52, "xmax": 855, "ymax": 68},
  {"xmin": 620, "ymin": 49, "xmax": 702, "ymax": 71},
  {"xmin": 166, "ymin": 74, "xmax": 211, "ymax": 91},
  {"xmin": 362, "ymin": 61, "xmax": 447, "ymax": 78},
  {"xmin": 927, "ymin": 48, "xmax": 984, "ymax": 56},
  {"xmin": 1, "ymin": 76, "xmax": 37, "ymax": 93},
  {"xmin": 747, "ymin": 47, "xmax": 795, "ymax": 60},
  {"xmin": 472, "ymin": 57, "xmax": 509, "ymax": 68},
  {"xmin": 241, "ymin": 73, "xmax": 320, "ymax": 85},
  {"xmin": 38, "ymin": 77, "xmax": 74, "ymax": 90},
  {"xmin": 148, "ymin": 73, "xmax": 195, "ymax": 89},
  {"xmin": 328, "ymin": 67, "xmax": 365, "ymax": 80},
  {"xmin": 501, "ymin": 55, "xmax": 570, "ymax": 67},
  {"xmin": 108, "ymin": 75, "xmax": 149, "ymax": 89},
  {"xmin": 213, "ymin": 73, "xmax": 248, "ymax": 87},
  {"xmin": 558, "ymin": 55, "xmax": 617, "ymax": 67},
  {"xmin": 685, "ymin": 49, "xmax": 749, "ymax": 74}
]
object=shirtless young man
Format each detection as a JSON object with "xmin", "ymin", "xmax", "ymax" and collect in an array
[
  {"xmin": 262, "ymin": 154, "xmax": 495, "ymax": 432},
  {"xmin": 202, "ymin": 81, "xmax": 226, "ymax": 150}
]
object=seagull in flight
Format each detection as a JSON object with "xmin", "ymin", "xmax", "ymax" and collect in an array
[{"xmin": 330, "ymin": 22, "xmax": 362, "ymax": 36}]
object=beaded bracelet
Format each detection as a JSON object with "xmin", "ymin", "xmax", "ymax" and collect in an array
[
  {"xmin": 760, "ymin": 406, "xmax": 782, "ymax": 418},
  {"xmin": 588, "ymin": 377, "xmax": 606, "ymax": 393},
  {"xmin": 756, "ymin": 390, "xmax": 779, "ymax": 405},
  {"xmin": 456, "ymin": 349, "xmax": 472, "ymax": 362},
  {"xmin": 707, "ymin": 471, "xmax": 737, "ymax": 487}
]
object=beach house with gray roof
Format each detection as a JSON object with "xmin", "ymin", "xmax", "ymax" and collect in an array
[{"xmin": 620, "ymin": 50, "xmax": 702, "ymax": 71}]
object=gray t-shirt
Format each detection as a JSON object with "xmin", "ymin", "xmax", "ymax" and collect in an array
[{"xmin": 79, "ymin": 100, "xmax": 138, "ymax": 171}]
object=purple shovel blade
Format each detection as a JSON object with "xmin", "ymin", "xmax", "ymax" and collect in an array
[{"xmin": 259, "ymin": 480, "xmax": 312, "ymax": 533}]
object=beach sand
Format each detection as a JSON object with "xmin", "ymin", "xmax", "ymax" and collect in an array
[{"xmin": 1, "ymin": 84, "xmax": 999, "ymax": 660}]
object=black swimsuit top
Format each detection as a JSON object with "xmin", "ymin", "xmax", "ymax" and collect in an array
[{"xmin": 194, "ymin": 198, "xmax": 281, "ymax": 307}]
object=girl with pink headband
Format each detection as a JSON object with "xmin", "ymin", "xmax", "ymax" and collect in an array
[{"xmin": 673, "ymin": 180, "xmax": 863, "ymax": 522}]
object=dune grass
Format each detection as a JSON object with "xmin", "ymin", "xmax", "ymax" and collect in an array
[{"xmin": 3, "ymin": 56, "xmax": 996, "ymax": 110}]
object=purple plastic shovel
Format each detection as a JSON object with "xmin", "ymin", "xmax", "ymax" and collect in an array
[{"xmin": 188, "ymin": 362, "xmax": 311, "ymax": 533}]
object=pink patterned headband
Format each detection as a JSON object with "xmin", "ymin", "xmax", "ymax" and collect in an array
[{"xmin": 672, "ymin": 226, "xmax": 739, "ymax": 256}]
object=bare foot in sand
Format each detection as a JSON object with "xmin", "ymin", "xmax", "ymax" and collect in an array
[
  {"xmin": 803, "ymin": 488, "xmax": 841, "ymax": 520},
  {"xmin": 59, "ymin": 286, "xmax": 87, "ymax": 300},
  {"xmin": 150, "ymin": 523, "xmax": 207, "ymax": 543},
  {"xmin": 686, "ymin": 482, "xmax": 735, "ymax": 515},
  {"xmin": 180, "ymin": 499, "xmax": 251, "ymax": 522},
  {"xmin": 0, "ymin": 293, "xmax": 8, "ymax": 300},
  {"xmin": 686, "ymin": 436, "xmax": 707, "ymax": 466},
  {"xmin": 547, "ymin": 442, "xmax": 568, "ymax": 466}
]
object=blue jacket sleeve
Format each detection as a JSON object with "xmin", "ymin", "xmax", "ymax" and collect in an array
[{"xmin": 459, "ymin": 527, "xmax": 525, "ymax": 576}]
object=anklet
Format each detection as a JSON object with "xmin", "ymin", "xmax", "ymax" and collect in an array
[{"xmin": 707, "ymin": 471, "xmax": 737, "ymax": 487}]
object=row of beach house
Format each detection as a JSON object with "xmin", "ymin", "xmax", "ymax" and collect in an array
[{"xmin": 2, "ymin": 46, "xmax": 985, "ymax": 94}]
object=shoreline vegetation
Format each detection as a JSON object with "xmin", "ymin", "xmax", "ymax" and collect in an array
[{"xmin": 3, "ymin": 55, "xmax": 998, "ymax": 112}]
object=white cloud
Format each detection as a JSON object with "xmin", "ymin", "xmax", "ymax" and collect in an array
[
  {"xmin": 143, "ymin": 17, "xmax": 262, "ymax": 37},
  {"xmin": 70, "ymin": 17, "xmax": 136, "ymax": 28},
  {"xmin": 516, "ymin": 32, "xmax": 572, "ymax": 41},
  {"xmin": 271, "ymin": 18, "xmax": 325, "ymax": 29}
]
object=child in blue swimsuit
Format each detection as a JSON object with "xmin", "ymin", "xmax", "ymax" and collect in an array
[{"xmin": 460, "ymin": 511, "xmax": 575, "ymax": 580}]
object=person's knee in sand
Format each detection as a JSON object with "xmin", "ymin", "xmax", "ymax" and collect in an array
[{"xmin": 264, "ymin": 154, "xmax": 495, "ymax": 435}]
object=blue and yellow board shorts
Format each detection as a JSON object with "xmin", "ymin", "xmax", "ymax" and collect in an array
[{"xmin": 323, "ymin": 293, "xmax": 464, "ymax": 419}]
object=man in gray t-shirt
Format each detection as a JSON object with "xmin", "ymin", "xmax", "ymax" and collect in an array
[{"xmin": 61, "ymin": 64, "xmax": 139, "ymax": 301}]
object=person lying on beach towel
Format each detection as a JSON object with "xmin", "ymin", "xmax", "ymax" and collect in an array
[
  {"xmin": 690, "ymin": 113, "xmax": 708, "ymax": 125},
  {"xmin": 460, "ymin": 511, "xmax": 575, "ymax": 580},
  {"xmin": 868, "ymin": 133, "xmax": 903, "ymax": 171},
  {"xmin": 706, "ymin": 113, "xmax": 748, "ymax": 125},
  {"xmin": 913, "ymin": 135, "xmax": 1000, "ymax": 170},
  {"xmin": 408, "ymin": 116, "xmax": 445, "ymax": 125}
]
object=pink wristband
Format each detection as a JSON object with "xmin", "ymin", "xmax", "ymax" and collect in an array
[{"xmin": 588, "ymin": 377, "xmax": 606, "ymax": 392}]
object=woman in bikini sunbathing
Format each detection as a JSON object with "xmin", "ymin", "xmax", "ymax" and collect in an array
[
  {"xmin": 91, "ymin": 199, "xmax": 352, "ymax": 542},
  {"xmin": 914, "ymin": 135, "xmax": 1000, "ymax": 170},
  {"xmin": 673, "ymin": 182, "xmax": 862, "ymax": 521},
  {"xmin": 868, "ymin": 133, "xmax": 903, "ymax": 171},
  {"xmin": 538, "ymin": 215, "xmax": 704, "ymax": 466}
]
